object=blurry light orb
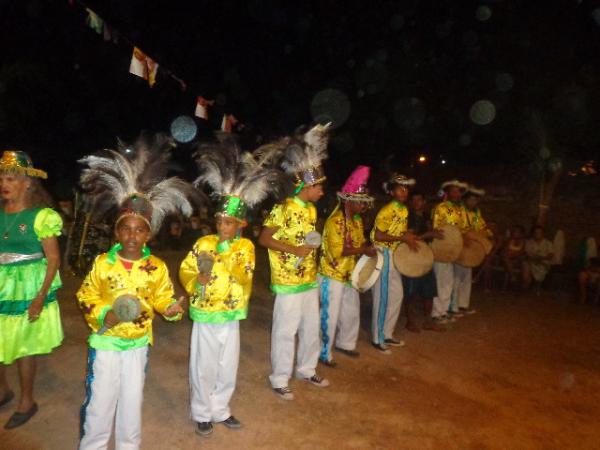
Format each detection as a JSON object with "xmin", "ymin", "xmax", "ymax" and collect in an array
[
  {"xmin": 441, "ymin": 159, "xmax": 447, "ymax": 165},
  {"xmin": 459, "ymin": 134, "xmax": 472, "ymax": 147},
  {"xmin": 539, "ymin": 146, "xmax": 551, "ymax": 160},
  {"xmin": 592, "ymin": 9, "xmax": 600, "ymax": 26},
  {"xmin": 476, "ymin": 5, "xmax": 492, "ymax": 21},
  {"xmin": 390, "ymin": 14, "xmax": 405, "ymax": 31},
  {"xmin": 495, "ymin": 72, "xmax": 514, "ymax": 92},
  {"xmin": 170, "ymin": 115, "xmax": 197, "ymax": 143},
  {"xmin": 310, "ymin": 88, "xmax": 351, "ymax": 129},
  {"xmin": 418, "ymin": 155, "xmax": 427, "ymax": 163},
  {"xmin": 469, "ymin": 100, "xmax": 496, "ymax": 125}
]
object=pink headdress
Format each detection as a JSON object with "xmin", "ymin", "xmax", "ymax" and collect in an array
[{"xmin": 337, "ymin": 165, "xmax": 374, "ymax": 203}]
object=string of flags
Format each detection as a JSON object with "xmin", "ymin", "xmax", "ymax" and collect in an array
[{"xmin": 73, "ymin": 2, "xmax": 242, "ymax": 133}]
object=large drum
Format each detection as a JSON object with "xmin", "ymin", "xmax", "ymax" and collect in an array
[
  {"xmin": 464, "ymin": 229, "xmax": 493, "ymax": 255},
  {"xmin": 351, "ymin": 251, "xmax": 384, "ymax": 293},
  {"xmin": 430, "ymin": 224, "xmax": 463, "ymax": 263},
  {"xmin": 455, "ymin": 240, "xmax": 486, "ymax": 268},
  {"xmin": 393, "ymin": 241, "xmax": 434, "ymax": 277}
]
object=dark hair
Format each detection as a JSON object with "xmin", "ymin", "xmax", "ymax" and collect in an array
[
  {"xmin": 463, "ymin": 192, "xmax": 479, "ymax": 201},
  {"xmin": 410, "ymin": 190, "xmax": 425, "ymax": 199}
]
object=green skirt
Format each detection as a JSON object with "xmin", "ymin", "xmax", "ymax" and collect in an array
[{"xmin": 0, "ymin": 259, "xmax": 63, "ymax": 365}]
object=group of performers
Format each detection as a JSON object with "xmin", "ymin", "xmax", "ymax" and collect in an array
[{"xmin": 0, "ymin": 125, "xmax": 492, "ymax": 449}]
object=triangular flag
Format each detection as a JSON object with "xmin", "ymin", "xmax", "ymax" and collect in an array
[
  {"xmin": 221, "ymin": 114, "xmax": 240, "ymax": 133},
  {"xmin": 129, "ymin": 47, "xmax": 147, "ymax": 80},
  {"xmin": 195, "ymin": 96, "xmax": 215, "ymax": 120},
  {"xmin": 85, "ymin": 8, "xmax": 103, "ymax": 34},
  {"xmin": 146, "ymin": 57, "xmax": 159, "ymax": 87}
]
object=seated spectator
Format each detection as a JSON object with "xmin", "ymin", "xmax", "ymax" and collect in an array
[
  {"xmin": 523, "ymin": 225, "xmax": 554, "ymax": 291},
  {"xmin": 502, "ymin": 225, "xmax": 527, "ymax": 289},
  {"xmin": 578, "ymin": 257, "xmax": 600, "ymax": 304}
]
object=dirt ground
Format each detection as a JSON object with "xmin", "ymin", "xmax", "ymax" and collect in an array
[{"xmin": 1, "ymin": 249, "xmax": 600, "ymax": 450}]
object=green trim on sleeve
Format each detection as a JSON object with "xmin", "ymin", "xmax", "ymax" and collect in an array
[{"xmin": 97, "ymin": 305, "xmax": 112, "ymax": 328}]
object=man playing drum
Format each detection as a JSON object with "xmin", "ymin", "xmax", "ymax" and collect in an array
[{"xmin": 318, "ymin": 166, "xmax": 376, "ymax": 367}]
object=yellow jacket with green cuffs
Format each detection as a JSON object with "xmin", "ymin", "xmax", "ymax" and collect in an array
[
  {"xmin": 370, "ymin": 200, "xmax": 409, "ymax": 250},
  {"xmin": 76, "ymin": 244, "xmax": 181, "ymax": 351},
  {"xmin": 179, "ymin": 235, "xmax": 255, "ymax": 323},
  {"xmin": 432, "ymin": 200, "xmax": 468, "ymax": 231},
  {"xmin": 263, "ymin": 196, "xmax": 318, "ymax": 294},
  {"xmin": 465, "ymin": 207, "xmax": 493, "ymax": 238}
]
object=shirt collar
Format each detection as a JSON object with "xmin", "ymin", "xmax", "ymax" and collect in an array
[{"xmin": 106, "ymin": 243, "xmax": 151, "ymax": 264}]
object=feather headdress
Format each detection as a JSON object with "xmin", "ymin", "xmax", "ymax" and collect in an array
[
  {"xmin": 281, "ymin": 123, "xmax": 330, "ymax": 188},
  {"xmin": 79, "ymin": 133, "xmax": 200, "ymax": 233},
  {"xmin": 193, "ymin": 133, "xmax": 287, "ymax": 221}
]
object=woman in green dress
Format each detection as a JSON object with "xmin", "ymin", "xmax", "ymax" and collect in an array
[{"xmin": 0, "ymin": 150, "xmax": 63, "ymax": 429}]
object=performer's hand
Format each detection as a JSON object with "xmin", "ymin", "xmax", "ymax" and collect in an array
[
  {"xmin": 197, "ymin": 273, "xmax": 211, "ymax": 285},
  {"xmin": 403, "ymin": 232, "xmax": 420, "ymax": 252},
  {"xmin": 165, "ymin": 296, "xmax": 186, "ymax": 317},
  {"xmin": 292, "ymin": 245, "xmax": 312, "ymax": 257},
  {"xmin": 27, "ymin": 297, "xmax": 43, "ymax": 322},
  {"xmin": 363, "ymin": 246, "xmax": 377, "ymax": 257},
  {"xmin": 103, "ymin": 310, "xmax": 120, "ymax": 328},
  {"xmin": 431, "ymin": 229, "xmax": 444, "ymax": 240}
]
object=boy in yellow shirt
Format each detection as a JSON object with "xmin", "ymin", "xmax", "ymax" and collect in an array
[
  {"xmin": 370, "ymin": 174, "xmax": 419, "ymax": 353},
  {"xmin": 318, "ymin": 166, "xmax": 375, "ymax": 366},
  {"xmin": 260, "ymin": 124, "xmax": 331, "ymax": 399},
  {"xmin": 180, "ymin": 137, "xmax": 281, "ymax": 436},
  {"xmin": 77, "ymin": 141, "xmax": 194, "ymax": 450}
]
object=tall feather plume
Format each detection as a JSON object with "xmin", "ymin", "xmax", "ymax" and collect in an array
[
  {"xmin": 79, "ymin": 133, "xmax": 202, "ymax": 232},
  {"xmin": 281, "ymin": 123, "xmax": 330, "ymax": 174},
  {"xmin": 194, "ymin": 134, "xmax": 287, "ymax": 208}
]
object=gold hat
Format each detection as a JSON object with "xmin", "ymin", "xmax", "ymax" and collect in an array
[{"xmin": 0, "ymin": 150, "xmax": 48, "ymax": 179}]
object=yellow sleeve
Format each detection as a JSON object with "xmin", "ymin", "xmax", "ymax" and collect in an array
[
  {"xmin": 76, "ymin": 256, "xmax": 111, "ymax": 330},
  {"xmin": 33, "ymin": 208, "xmax": 63, "ymax": 240},
  {"xmin": 374, "ymin": 205, "xmax": 393, "ymax": 234},
  {"xmin": 324, "ymin": 215, "xmax": 345, "ymax": 260},
  {"xmin": 263, "ymin": 203, "xmax": 284, "ymax": 228},
  {"xmin": 225, "ymin": 239, "xmax": 255, "ymax": 287},
  {"xmin": 432, "ymin": 204, "xmax": 444, "ymax": 229},
  {"xmin": 179, "ymin": 247, "xmax": 200, "ymax": 295},
  {"xmin": 151, "ymin": 261, "xmax": 177, "ymax": 317}
]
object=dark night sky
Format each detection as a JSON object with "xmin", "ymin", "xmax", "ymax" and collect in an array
[{"xmin": 1, "ymin": 0, "xmax": 600, "ymax": 194}]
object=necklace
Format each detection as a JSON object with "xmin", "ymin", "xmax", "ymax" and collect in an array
[{"xmin": 2, "ymin": 210, "xmax": 23, "ymax": 240}]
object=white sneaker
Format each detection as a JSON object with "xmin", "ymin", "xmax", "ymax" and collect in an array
[
  {"xmin": 273, "ymin": 386, "xmax": 294, "ymax": 400},
  {"xmin": 302, "ymin": 375, "xmax": 330, "ymax": 388}
]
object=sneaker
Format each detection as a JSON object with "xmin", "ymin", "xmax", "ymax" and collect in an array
[
  {"xmin": 384, "ymin": 338, "xmax": 405, "ymax": 347},
  {"xmin": 220, "ymin": 416, "xmax": 242, "ymax": 429},
  {"xmin": 273, "ymin": 386, "xmax": 294, "ymax": 400},
  {"xmin": 195, "ymin": 421, "xmax": 213, "ymax": 437},
  {"xmin": 432, "ymin": 316, "xmax": 448, "ymax": 324},
  {"xmin": 448, "ymin": 310, "xmax": 464, "ymax": 318},
  {"xmin": 334, "ymin": 347, "xmax": 360, "ymax": 358},
  {"xmin": 319, "ymin": 358, "xmax": 337, "ymax": 368},
  {"xmin": 371, "ymin": 342, "xmax": 392, "ymax": 354},
  {"xmin": 459, "ymin": 307, "xmax": 477, "ymax": 315},
  {"xmin": 302, "ymin": 374, "xmax": 330, "ymax": 387},
  {"xmin": 441, "ymin": 314, "xmax": 457, "ymax": 323}
]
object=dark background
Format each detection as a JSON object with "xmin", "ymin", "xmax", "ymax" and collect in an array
[{"xmin": 1, "ymin": 0, "xmax": 599, "ymax": 196}]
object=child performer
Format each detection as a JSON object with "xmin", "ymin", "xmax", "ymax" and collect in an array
[
  {"xmin": 318, "ymin": 166, "xmax": 376, "ymax": 366},
  {"xmin": 456, "ymin": 185, "xmax": 492, "ymax": 314},
  {"xmin": 431, "ymin": 179, "xmax": 469, "ymax": 323},
  {"xmin": 370, "ymin": 174, "xmax": 419, "ymax": 353},
  {"xmin": 76, "ymin": 137, "xmax": 197, "ymax": 450},
  {"xmin": 179, "ymin": 136, "xmax": 284, "ymax": 436},
  {"xmin": 259, "ymin": 124, "xmax": 331, "ymax": 400}
]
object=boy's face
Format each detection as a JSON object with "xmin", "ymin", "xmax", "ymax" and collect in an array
[
  {"xmin": 216, "ymin": 215, "xmax": 241, "ymax": 241},
  {"xmin": 410, "ymin": 194, "xmax": 425, "ymax": 211},
  {"xmin": 303, "ymin": 183, "xmax": 325, "ymax": 203},
  {"xmin": 447, "ymin": 186, "xmax": 462, "ymax": 202},
  {"xmin": 464, "ymin": 195, "xmax": 479, "ymax": 210},
  {"xmin": 346, "ymin": 201, "xmax": 367, "ymax": 216},
  {"xmin": 115, "ymin": 215, "xmax": 151, "ymax": 258},
  {"xmin": 391, "ymin": 185, "xmax": 409, "ymax": 203}
]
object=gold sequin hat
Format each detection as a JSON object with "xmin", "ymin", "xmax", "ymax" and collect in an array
[{"xmin": 0, "ymin": 150, "xmax": 48, "ymax": 179}]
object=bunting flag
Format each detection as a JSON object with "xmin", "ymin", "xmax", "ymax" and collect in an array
[
  {"xmin": 195, "ymin": 96, "xmax": 215, "ymax": 120},
  {"xmin": 85, "ymin": 8, "xmax": 103, "ymax": 34},
  {"xmin": 129, "ymin": 47, "xmax": 159, "ymax": 87},
  {"xmin": 221, "ymin": 114, "xmax": 239, "ymax": 133}
]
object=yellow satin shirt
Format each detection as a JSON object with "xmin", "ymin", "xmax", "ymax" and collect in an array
[
  {"xmin": 76, "ymin": 246, "xmax": 179, "ymax": 351},
  {"xmin": 263, "ymin": 197, "xmax": 318, "ymax": 293},
  {"xmin": 179, "ymin": 235, "xmax": 255, "ymax": 323},
  {"xmin": 466, "ymin": 208, "xmax": 493, "ymax": 238},
  {"xmin": 370, "ymin": 200, "xmax": 409, "ymax": 250},
  {"xmin": 319, "ymin": 207, "xmax": 365, "ymax": 283},
  {"xmin": 432, "ymin": 201, "xmax": 468, "ymax": 231}
]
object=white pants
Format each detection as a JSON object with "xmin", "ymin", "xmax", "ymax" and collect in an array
[
  {"xmin": 319, "ymin": 276, "xmax": 360, "ymax": 362},
  {"xmin": 269, "ymin": 289, "xmax": 320, "ymax": 388},
  {"xmin": 189, "ymin": 321, "xmax": 240, "ymax": 423},
  {"xmin": 453, "ymin": 265, "xmax": 473, "ymax": 310},
  {"xmin": 79, "ymin": 346, "xmax": 148, "ymax": 450},
  {"xmin": 371, "ymin": 248, "xmax": 404, "ymax": 344},
  {"xmin": 433, "ymin": 262, "xmax": 454, "ymax": 317}
]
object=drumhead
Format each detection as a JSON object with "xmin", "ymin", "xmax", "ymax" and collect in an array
[
  {"xmin": 351, "ymin": 252, "xmax": 384, "ymax": 293},
  {"xmin": 430, "ymin": 224, "xmax": 463, "ymax": 262},
  {"xmin": 465, "ymin": 230, "xmax": 493, "ymax": 255},
  {"xmin": 393, "ymin": 242, "xmax": 434, "ymax": 277},
  {"xmin": 456, "ymin": 240, "xmax": 486, "ymax": 268}
]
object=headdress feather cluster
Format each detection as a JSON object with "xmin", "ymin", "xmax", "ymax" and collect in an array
[
  {"xmin": 281, "ymin": 123, "xmax": 330, "ymax": 186},
  {"xmin": 79, "ymin": 133, "xmax": 201, "ymax": 232}
]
